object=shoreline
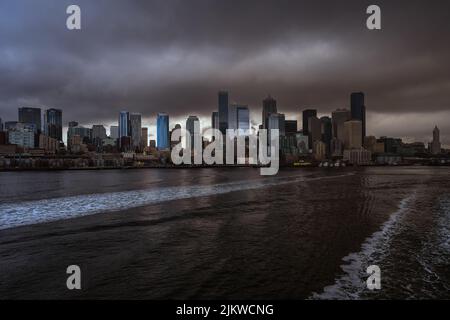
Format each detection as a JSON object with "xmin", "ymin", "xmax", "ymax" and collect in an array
[{"xmin": 0, "ymin": 163, "xmax": 449, "ymax": 173}]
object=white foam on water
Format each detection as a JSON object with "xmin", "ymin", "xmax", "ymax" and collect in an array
[
  {"xmin": 311, "ymin": 192, "xmax": 417, "ymax": 300},
  {"xmin": 0, "ymin": 173, "xmax": 354, "ymax": 230}
]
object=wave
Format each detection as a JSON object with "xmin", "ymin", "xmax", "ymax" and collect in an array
[
  {"xmin": 0, "ymin": 173, "xmax": 354, "ymax": 230},
  {"xmin": 310, "ymin": 192, "xmax": 416, "ymax": 300}
]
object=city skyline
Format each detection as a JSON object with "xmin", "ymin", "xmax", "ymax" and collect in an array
[
  {"xmin": 0, "ymin": 1, "xmax": 449, "ymax": 146},
  {"xmin": 0, "ymin": 91, "xmax": 447, "ymax": 150}
]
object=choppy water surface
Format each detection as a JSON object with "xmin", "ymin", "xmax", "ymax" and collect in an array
[{"xmin": 0, "ymin": 167, "xmax": 449, "ymax": 299}]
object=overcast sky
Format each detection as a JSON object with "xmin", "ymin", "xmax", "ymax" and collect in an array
[{"xmin": 0, "ymin": 0, "xmax": 449, "ymax": 145}]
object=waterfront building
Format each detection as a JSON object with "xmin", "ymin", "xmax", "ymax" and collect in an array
[
  {"xmin": 218, "ymin": 91, "xmax": 229, "ymax": 134},
  {"xmin": 332, "ymin": 109, "xmax": 351, "ymax": 141},
  {"xmin": 262, "ymin": 95, "xmax": 277, "ymax": 129},
  {"xmin": 285, "ymin": 120, "xmax": 298, "ymax": 135},
  {"xmin": 110, "ymin": 126, "xmax": 119, "ymax": 139},
  {"xmin": 67, "ymin": 125, "xmax": 91, "ymax": 150},
  {"xmin": 119, "ymin": 111, "xmax": 130, "ymax": 139},
  {"xmin": 141, "ymin": 127, "xmax": 148, "ymax": 149},
  {"xmin": 38, "ymin": 134, "xmax": 58, "ymax": 154},
  {"xmin": 308, "ymin": 116, "xmax": 322, "ymax": 147},
  {"xmin": 0, "ymin": 131, "xmax": 7, "ymax": 145},
  {"xmin": 302, "ymin": 109, "xmax": 317, "ymax": 136},
  {"xmin": 320, "ymin": 116, "xmax": 332, "ymax": 157},
  {"xmin": 156, "ymin": 113, "xmax": 170, "ymax": 150},
  {"xmin": 18, "ymin": 107, "xmax": 41, "ymax": 133},
  {"xmin": 378, "ymin": 136, "xmax": 402, "ymax": 154},
  {"xmin": 237, "ymin": 105, "xmax": 250, "ymax": 135},
  {"xmin": 8, "ymin": 123, "xmax": 35, "ymax": 148},
  {"xmin": 431, "ymin": 126, "xmax": 441, "ymax": 154},
  {"xmin": 228, "ymin": 104, "xmax": 238, "ymax": 131},
  {"xmin": 313, "ymin": 140, "xmax": 327, "ymax": 161},
  {"xmin": 92, "ymin": 125, "xmax": 107, "ymax": 141},
  {"xmin": 130, "ymin": 113, "xmax": 142, "ymax": 149},
  {"xmin": 350, "ymin": 92, "xmax": 366, "ymax": 141},
  {"xmin": 44, "ymin": 108, "xmax": 63, "ymax": 141},
  {"xmin": 186, "ymin": 116, "xmax": 200, "ymax": 148},
  {"xmin": 331, "ymin": 138, "xmax": 343, "ymax": 157},
  {"xmin": 343, "ymin": 120, "xmax": 363, "ymax": 149},
  {"xmin": 268, "ymin": 113, "xmax": 286, "ymax": 137}
]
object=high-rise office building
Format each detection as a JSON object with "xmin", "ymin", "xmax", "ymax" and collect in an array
[
  {"xmin": 118, "ymin": 111, "xmax": 130, "ymax": 139},
  {"xmin": 7, "ymin": 123, "xmax": 35, "ymax": 148},
  {"xmin": 262, "ymin": 95, "xmax": 277, "ymax": 129},
  {"xmin": 211, "ymin": 112, "xmax": 219, "ymax": 130},
  {"xmin": 228, "ymin": 104, "xmax": 238, "ymax": 131},
  {"xmin": 129, "ymin": 113, "xmax": 142, "ymax": 149},
  {"xmin": 350, "ymin": 92, "xmax": 366, "ymax": 141},
  {"xmin": 285, "ymin": 120, "xmax": 297, "ymax": 135},
  {"xmin": 237, "ymin": 106, "xmax": 250, "ymax": 134},
  {"xmin": 44, "ymin": 108, "xmax": 63, "ymax": 141},
  {"xmin": 343, "ymin": 120, "xmax": 363, "ymax": 149},
  {"xmin": 68, "ymin": 125, "xmax": 91, "ymax": 148},
  {"xmin": 332, "ymin": 109, "xmax": 351, "ymax": 141},
  {"xmin": 431, "ymin": 126, "xmax": 441, "ymax": 154},
  {"xmin": 157, "ymin": 113, "xmax": 170, "ymax": 150},
  {"xmin": 308, "ymin": 116, "xmax": 322, "ymax": 147},
  {"xmin": 0, "ymin": 117, "xmax": 3, "ymax": 131},
  {"xmin": 110, "ymin": 126, "xmax": 119, "ymax": 139},
  {"xmin": 268, "ymin": 113, "xmax": 286, "ymax": 137},
  {"xmin": 141, "ymin": 127, "xmax": 148, "ymax": 149},
  {"xmin": 5, "ymin": 121, "xmax": 19, "ymax": 131},
  {"xmin": 18, "ymin": 107, "xmax": 41, "ymax": 133},
  {"xmin": 302, "ymin": 109, "xmax": 317, "ymax": 136},
  {"xmin": 92, "ymin": 125, "xmax": 107, "ymax": 147},
  {"xmin": 218, "ymin": 91, "xmax": 229, "ymax": 134},
  {"xmin": 186, "ymin": 116, "xmax": 200, "ymax": 149},
  {"xmin": 320, "ymin": 116, "xmax": 332, "ymax": 156}
]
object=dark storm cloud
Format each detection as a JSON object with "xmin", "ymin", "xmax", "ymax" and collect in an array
[{"xmin": 0, "ymin": 0, "xmax": 449, "ymax": 143}]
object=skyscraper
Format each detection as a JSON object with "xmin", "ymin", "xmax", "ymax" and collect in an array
[
  {"xmin": 331, "ymin": 109, "xmax": 351, "ymax": 141},
  {"xmin": 218, "ymin": 91, "xmax": 229, "ymax": 134},
  {"xmin": 308, "ymin": 116, "xmax": 321, "ymax": 147},
  {"xmin": 211, "ymin": 112, "xmax": 219, "ymax": 130},
  {"xmin": 285, "ymin": 120, "xmax": 298, "ymax": 135},
  {"xmin": 44, "ymin": 108, "xmax": 62, "ymax": 141},
  {"xmin": 0, "ymin": 117, "xmax": 3, "ymax": 131},
  {"xmin": 186, "ymin": 116, "xmax": 200, "ymax": 148},
  {"xmin": 141, "ymin": 127, "xmax": 148, "ymax": 149},
  {"xmin": 350, "ymin": 92, "xmax": 366, "ymax": 141},
  {"xmin": 92, "ymin": 124, "xmax": 106, "ymax": 142},
  {"xmin": 237, "ymin": 106, "xmax": 250, "ymax": 134},
  {"xmin": 110, "ymin": 126, "xmax": 119, "ymax": 139},
  {"xmin": 343, "ymin": 120, "xmax": 363, "ymax": 149},
  {"xmin": 262, "ymin": 95, "xmax": 277, "ymax": 129},
  {"xmin": 431, "ymin": 126, "xmax": 441, "ymax": 154},
  {"xmin": 320, "ymin": 116, "xmax": 332, "ymax": 156},
  {"xmin": 302, "ymin": 109, "xmax": 317, "ymax": 136},
  {"xmin": 157, "ymin": 113, "xmax": 170, "ymax": 150},
  {"xmin": 228, "ymin": 104, "xmax": 238, "ymax": 131},
  {"xmin": 118, "ymin": 111, "xmax": 130, "ymax": 139},
  {"xmin": 129, "ymin": 113, "xmax": 142, "ymax": 149},
  {"xmin": 268, "ymin": 113, "xmax": 286, "ymax": 137},
  {"xmin": 18, "ymin": 107, "xmax": 41, "ymax": 133}
]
